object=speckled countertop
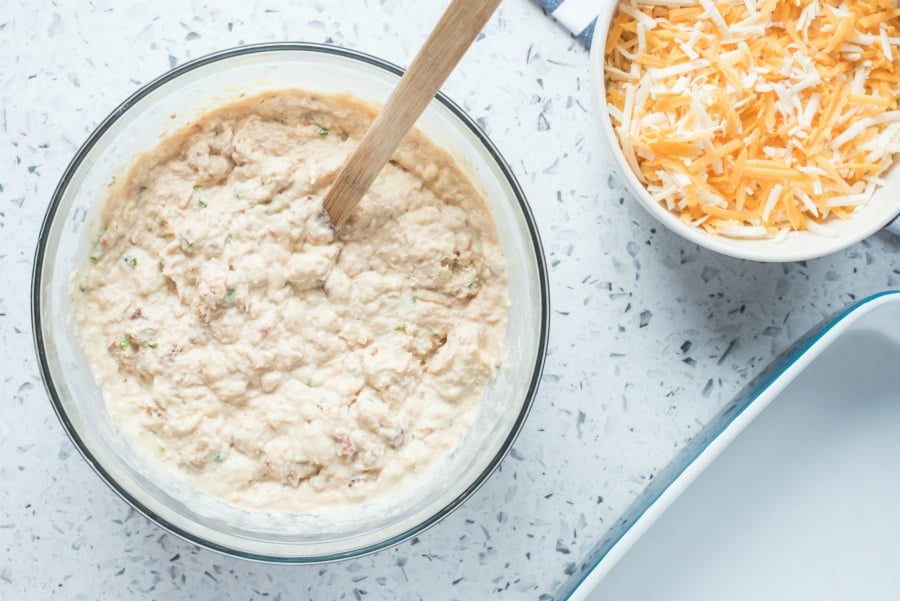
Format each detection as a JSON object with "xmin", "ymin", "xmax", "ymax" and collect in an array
[{"xmin": 2, "ymin": 1, "xmax": 899, "ymax": 599}]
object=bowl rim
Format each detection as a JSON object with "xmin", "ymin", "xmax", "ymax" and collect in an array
[
  {"xmin": 588, "ymin": 2, "xmax": 900, "ymax": 263},
  {"xmin": 30, "ymin": 41, "xmax": 551, "ymax": 564}
]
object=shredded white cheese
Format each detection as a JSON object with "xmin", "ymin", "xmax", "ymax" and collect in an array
[{"xmin": 605, "ymin": 0, "xmax": 900, "ymax": 239}]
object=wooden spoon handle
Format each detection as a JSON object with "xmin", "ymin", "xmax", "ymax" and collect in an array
[{"xmin": 323, "ymin": 0, "xmax": 503, "ymax": 229}]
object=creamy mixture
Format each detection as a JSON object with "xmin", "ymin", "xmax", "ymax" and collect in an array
[{"xmin": 71, "ymin": 90, "xmax": 508, "ymax": 512}]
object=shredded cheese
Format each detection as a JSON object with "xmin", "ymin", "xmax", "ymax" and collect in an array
[{"xmin": 605, "ymin": 0, "xmax": 900, "ymax": 239}]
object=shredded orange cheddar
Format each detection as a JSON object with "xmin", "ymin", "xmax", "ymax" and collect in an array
[{"xmin": 605, "ymin": 0, "xmax": 900, "ymax": 239}]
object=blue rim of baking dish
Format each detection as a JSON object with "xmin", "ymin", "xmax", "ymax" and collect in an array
[
  {"xmin": 558, "ymin": 288, "xmax": 900, "ymax": 599},
  {"xmin": 30, "ymin": 42, "xmax": 551, "ymax": 564}
]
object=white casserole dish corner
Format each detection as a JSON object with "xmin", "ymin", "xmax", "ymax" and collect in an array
[{"xmin": 564, "ymin": 290, "xmax": 900, "ymax": 600}]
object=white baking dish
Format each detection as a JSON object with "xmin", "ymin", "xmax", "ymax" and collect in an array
[{"xmin": 563, "ymin": 290, "xmax": 900, "ymax": 600}]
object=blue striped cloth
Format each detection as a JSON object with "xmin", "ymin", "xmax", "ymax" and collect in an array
[{"xmin": 538, "ymin": 0, "xmax": 602, "ymax": 47}]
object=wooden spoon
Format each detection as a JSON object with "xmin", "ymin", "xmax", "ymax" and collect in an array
[{"xmin": 323, "ymin": 0, "xmax": 503, "ymax": 229}]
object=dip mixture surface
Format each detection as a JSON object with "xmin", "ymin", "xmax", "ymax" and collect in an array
[{"xmin": 71, "ymin": 90, "xmax": 508, "ymax": 512}]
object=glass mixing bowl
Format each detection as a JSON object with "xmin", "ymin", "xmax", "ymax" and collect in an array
[{"xmin": 32, "ymin": 43, "xmax": 549, "ymax": 562}]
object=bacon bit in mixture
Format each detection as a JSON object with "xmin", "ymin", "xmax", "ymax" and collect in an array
[
  {"xmin": 606, "ymin": 0, "xmax": 900, "ymax": 239},
  {"xmin": 334, "ymin": 432, "xmax": 356, "ymax": 456},
  {"xmin": 389, "ymin": 426, "xmax": 407, "ymax": 448},
  {"xmin": 348, "ymin": 473, "xmax": 368, "ymax": 488}
]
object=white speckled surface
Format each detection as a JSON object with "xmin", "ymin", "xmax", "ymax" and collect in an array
[{"xmin": 2, "ymin": 1, "xmax": 899, "ymax": 599}]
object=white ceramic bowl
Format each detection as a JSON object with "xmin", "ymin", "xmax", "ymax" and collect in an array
[
  {"xmin": 589, "ymin": 2, "xmax": 900, "ymax": 262},
  {"xmin": 32, "ymin": 43, "xmax": 549, "ymax": 562}
]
